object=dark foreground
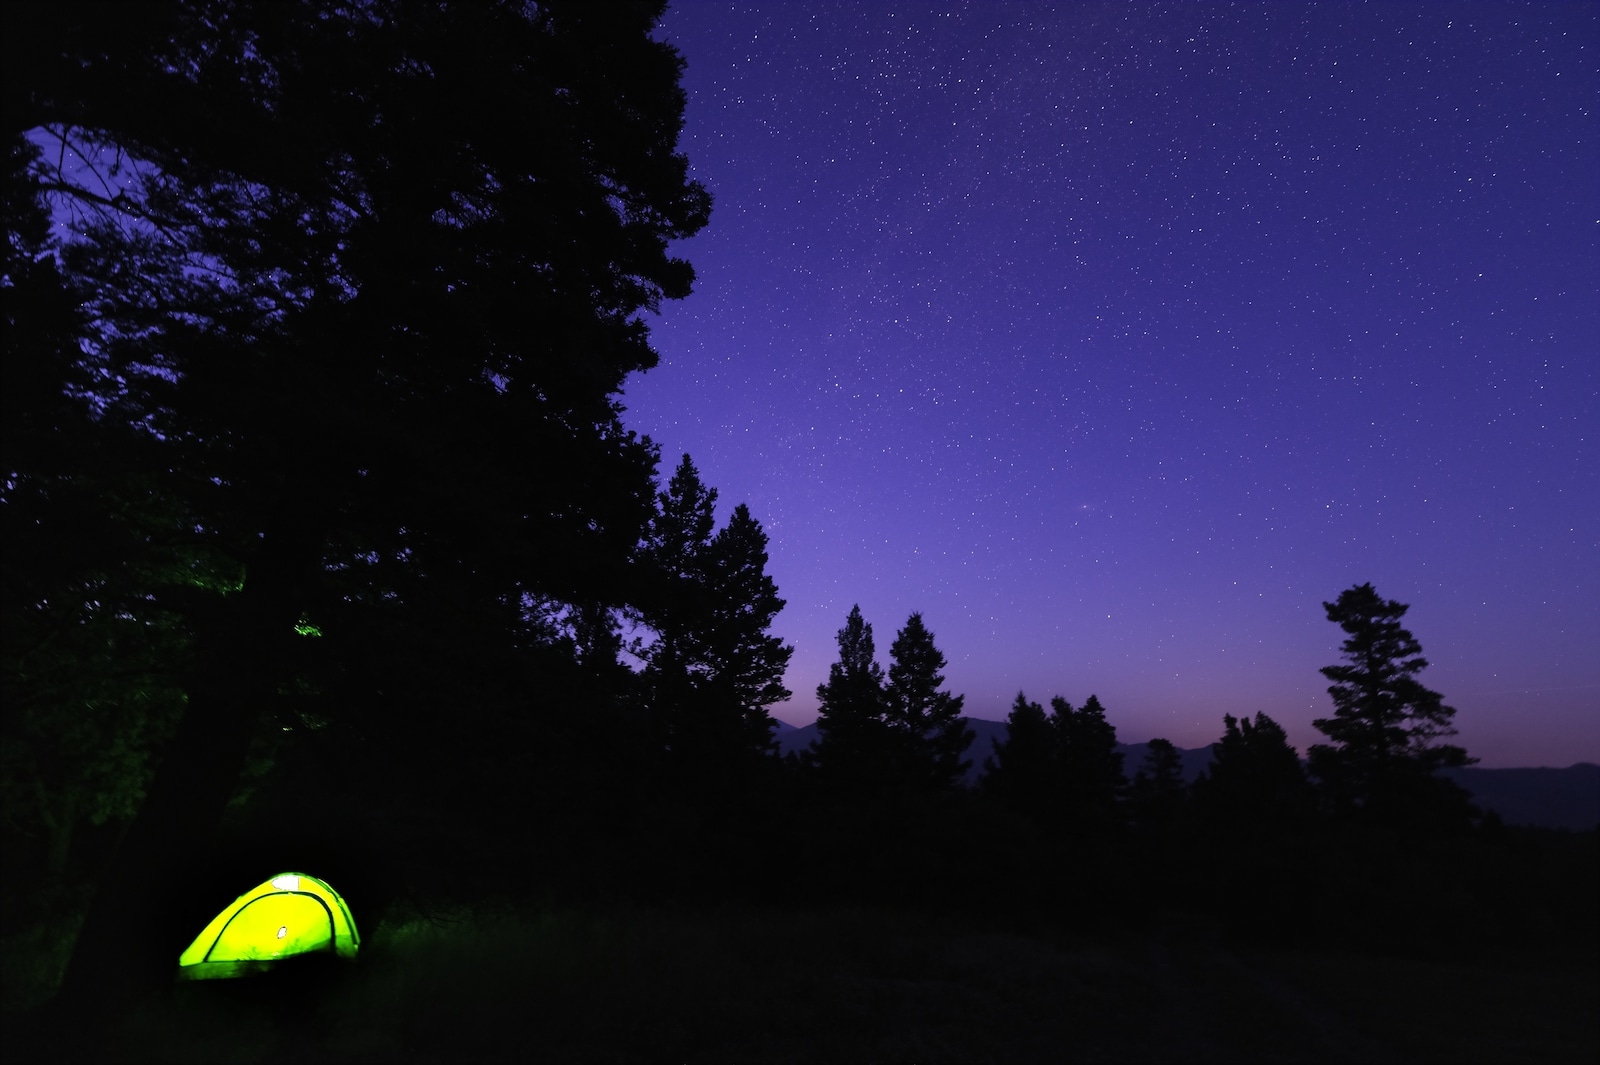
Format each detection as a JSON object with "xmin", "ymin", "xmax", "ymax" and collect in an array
[{"xmin": 5, "ymin": 905, "xmax": 1595, "ymax": 1064}]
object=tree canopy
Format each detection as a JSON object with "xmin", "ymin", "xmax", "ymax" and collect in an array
[
  {"xmin": 1192, "ymin": 712, "xmax": 1311, "ymax": 834},
  {"xmin": 884, "ymin": 612, "xmax": 973, "ymax": 793},
  {"xmin": 1309, "ymin": 583, "xmax": 1474, "ymax": 826},
  {"xmin": 5, "ymin": 0, "xmax": 713, "ymax": 1014},
  {"xmin": 809, "ymin": 605, "xmax": 891, "ymax": 791},
  {"xmin": 1052, "ymin": 695, "xmax": 1126, "ymax": 832},
  {"xmin": 983, "ymin": 692, "xmax": 1055, "ymax": 811},
  {"xmin": 639, "ymin": 456, "xmax": 792, "ymax": 772}
]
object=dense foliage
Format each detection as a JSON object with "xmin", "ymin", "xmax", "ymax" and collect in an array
[
  {"xmin": 2, "ymin": 0, "xmax": 731, "ymax": 1017},
  {"xmin": 1308, "ymin": 582, "xmax": 1476, "ymax": 829}
]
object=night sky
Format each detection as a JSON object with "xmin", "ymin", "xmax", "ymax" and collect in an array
[{"xmin": 622, "ymin": 1, "xmax": 1598, "ymax": 768}]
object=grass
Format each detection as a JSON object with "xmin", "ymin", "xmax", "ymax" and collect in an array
[
  {"xmin": 1244, "ymin": 947, "xmax": 1600, "ymax": 1064},
  {"xmin": 6, "ymin": 903, "xmax": 1595, "ymax": 1063}
]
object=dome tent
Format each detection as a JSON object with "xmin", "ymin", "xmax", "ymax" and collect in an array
[{"xmin": 176, "ymin": 872, "xmax": 360, "ymax": 981}]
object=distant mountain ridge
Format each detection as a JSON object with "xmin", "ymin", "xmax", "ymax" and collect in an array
[{"xmin": 773, "ymin": 718, "xmax": 1599, "ymax": 832}]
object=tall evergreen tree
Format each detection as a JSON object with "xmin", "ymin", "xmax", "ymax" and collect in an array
[
  {"xmin": 1129, "ymin": 738, "xmax": 1186, "ymax": 833},
  {"xmin": 639, "ymin": 458, "xmax": 791, "ymax": 769},
  {"xmin": 809, "ymin": 605, "xmax": 890, "ymax": 791},
  {"xmin": 1308, "ymin": 583, "xmax": 1474, "ymax": 825},
  {"xmin": 1191, "ymin": 712, "xmax": 1317, "ymax": 937},
  {"xmin": 701, "ymin": 503, "xmax": 793, "ymax": 751},
  {"xmin": 1052, "ymin": 694, "xmax": 1126, "ymax": 831},
  {"xmin": 982, "ymin": 691, "xmax": 1055, "ymax": 810},
  {"xmin": 639, "ymin": 454, "xmax": 718, "ymax": 753},
  {"xmin": 1192, "ymin": 712, "xmax": 1312, "ymax": 833},
  {"xmin": 884, "ymin": 612, "xmax": 973, "ymax": 793},
  {"xmin": 645, "ymin": 456, "xmax": 719, "ymax": 608},
  {"xmin": 10, "ymin": 0, "xmax": 712, "ymax": 1016}
]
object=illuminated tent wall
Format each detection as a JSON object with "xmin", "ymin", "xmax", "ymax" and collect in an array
[{"xmin": 177, "ymin": 872, "xmax": 360, "ymax": 980}]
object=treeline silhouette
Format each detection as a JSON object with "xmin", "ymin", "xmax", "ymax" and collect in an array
[
  {"xmin": 756, "ymin": 591, "xmax": 1595, "ymax": 957},
  {"xmin": 1, "ymin": 0, "xmax": 1592, "ymax": 1031}
]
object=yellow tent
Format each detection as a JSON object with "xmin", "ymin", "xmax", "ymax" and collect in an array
[{"xmin": 176, "ymin": 872, "xmax": 359, "ymax": 981}]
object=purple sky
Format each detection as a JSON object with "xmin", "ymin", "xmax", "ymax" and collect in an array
[{"xmin": 622, "ymin": 1, "xmax": 1598, "ymax": 768}]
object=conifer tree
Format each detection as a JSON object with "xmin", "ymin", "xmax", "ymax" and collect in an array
[
  {"xmin": 1192, "ymin": 712, "xmax": 1311, "ymax": 832},
  {"xmin": 700, "ymin": 503, "xmax": 793, "ymax": 754},
  {"xmin": 1052, "ymin": 694, "xmax": 1126, "ymax": 830},
  {"xmin": 639, "ymin": 457, "xmax": 790, "ymax": 767},
  {"xmin": 640, "ymin": 454, "xmax": 718, "ymax": 686},
  {"xmin": 18, "ymin": 0, "xmax": 712, "ymax": 1013},
  {"xmin": 809, "ymin": 605, "xmax": 890, "ymax": 790},
  {"xmin": 885, "ymin": 612, "xmax": 973, "ymax": 792},
  {"xmin": 1129, "ymin": 738, "xmax": 1186, "ymax": 832},
  {"xmin": 1192, "ymin": 712, "xmax": 1316, "ymax": 936},
  {"xmin": 983, "ymin": 691, "xmax": 1055, "ymax": 809},
  {"xmin": 1308, "ymin": 583, "xmax": 1474, "ymax": 824}
]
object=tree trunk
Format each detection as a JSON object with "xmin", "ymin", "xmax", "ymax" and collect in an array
[
  {"xmin": 49, "ymin": 537, "xmax": 308, "ymax": 1026},
  {"xmin": 41, "ymin": 788, "xmax": 75, "ymax": 876}
]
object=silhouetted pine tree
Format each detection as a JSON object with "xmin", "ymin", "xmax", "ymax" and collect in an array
[
  {"xmin": 808, "ymin": 605, "xmax": 891, "ymax": 793},
  {"xmin": 1129, "ymin": 738, "xmax": 1185, "ymax": 833},
  {"xmin": 884, "ymin": 612, "xmax": 973, "ymax": 793},
  {"xmin": 1308, "ymin": 583, "xmax": 1475, "ymax": 830},
  {"xmin": 639, "ymin": 458, "xmax": 791, "ymax": 772},
  {"xmin": 982, "ymin": 691, "xmax": 1055, "ymax": 810},
  {"xmin": 639, "ymin": 454, "xmax": 718, "ymax": 756},
  {"xmin": 1192, "ymin": 712, "xmax": 1312, "ymax": 835},
  {"xmin": 1052, "ymin": 695, "xmax": 1126, "ymax": 832},
  {"xmin": 697, "ymin": 502, "xmax": 793, "ymax": 760},
  {"xmin": 1191, "ymin": 712, "xmax": 1317, "ymax": 940}
]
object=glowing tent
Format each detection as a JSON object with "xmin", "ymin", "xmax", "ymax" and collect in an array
[{"xmin": 176, "ymin": 872, "xmax": 360, "ymax": 981}]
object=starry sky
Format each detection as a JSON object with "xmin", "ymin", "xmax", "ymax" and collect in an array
[{"xmin": 621, "ymin": 1, "xmax": 1599, "ymax": 768}]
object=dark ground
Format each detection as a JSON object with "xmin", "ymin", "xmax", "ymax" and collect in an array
[{"xmin": 5, "ymin": 904, "xmax": 1596, "ymax": 1064}]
